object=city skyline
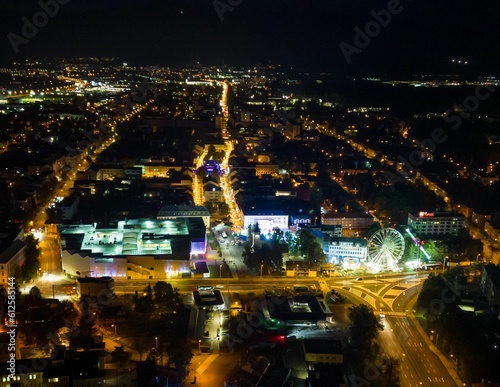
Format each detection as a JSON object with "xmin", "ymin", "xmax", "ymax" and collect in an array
[{"xmin": 1, "ymin": 0, "xmax": 500, "ymax": 76}]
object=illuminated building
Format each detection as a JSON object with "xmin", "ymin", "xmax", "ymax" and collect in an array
[
  {"xmin": 243, "ymin": 211, "xmax": 289, "ymax": 234},
  {"xmin": 322, "ymin": 237, "xmax": 367, "ymax": 265},
  {"xmin": 407, "ymin": 211, "xmax": 465, "ymax": 236},
  {"xmin": 321, "ymin": 212, "xmax": 374, "ymax": 230},
  {"xmin": 59, "ymin": 217, "xmax": 206, "ymax": 279}
]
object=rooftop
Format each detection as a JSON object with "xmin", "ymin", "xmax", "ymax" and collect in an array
[
  {"xmin": 59, "ymin": 218, "xmax": 204, "ymax": 258},
  {"xmin": 303, "ymin": 339, "xmax": 343, "ymax": 354},
  {"xmin": 409, "ymin": 211, "xmax": 465, "ymax": 219},
  {"xmin": 157, "ymin": 204, "xmax": 210, "ymax": 218},
  {"xmin": 323, "ymin": 212, "xmax": 373, "ymax": 219}
]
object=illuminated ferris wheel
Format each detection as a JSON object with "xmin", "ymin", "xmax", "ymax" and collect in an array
[{"xmin": 367, "ymin": 228, "xmax": 405, "ymax": 273}]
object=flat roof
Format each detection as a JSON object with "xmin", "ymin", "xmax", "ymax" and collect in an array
[
  {"xmin": 303, "ymin": 339, "xmax": 342, "ymax": 354},
  {"xmin": 409, "ymin": 211, "xmax": 464, "ymax": 219},
  {"xmin": 59, "ymin": 218, "xmax": 203, "ymax": 258},
  {"xmin": 157, "ymin": 204, "xmax": 210, "ymax": 218},
  {"xmin": 323, "ymin": 212, "xmax": 373, "ymax": 219},
  {"xmin": 324, "ymin": 237, "xmax": 367, "ymax": 246},
  {"xmin": 267, "ymin": 295, "xmax": 328, "ymax": 322}
]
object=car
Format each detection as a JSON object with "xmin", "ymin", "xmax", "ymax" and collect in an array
[{"xmin": 355, "ymin": 277, "xmax": 363, "ymax": 281}]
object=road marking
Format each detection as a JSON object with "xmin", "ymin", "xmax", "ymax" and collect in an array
[{"xmin": 196, "ymin": 353, "xmax": 219, "ymax": 375}]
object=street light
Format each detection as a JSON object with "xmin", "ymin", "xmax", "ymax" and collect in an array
[
  {"xmin": 198, "ymin": 339, "xmax": 201, "ymax": 355},
  {"xmin": 260, "ymin": 264, "xmax": 263, "ymax": 279},
  {"xmin": 219, "ymin": 264, "xmax": 222, "ymax": 279},
  {"xmin": 155, "ymin": 336, "xmax": 158, "ymax": 349},
  {"xmin": 112, "ymin": 324, "xmax": 117, "ymax": 336}
]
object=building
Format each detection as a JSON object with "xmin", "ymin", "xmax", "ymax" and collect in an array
[
  {"xmin": 57, "ymin": 193, "xmax": 80, "ymax": 221},
  {"xmin": 303, "ymin": 339, "xmax": 343, "ymax": 365},
  {"xmin": 285, "ymin": 260, "xmax": 319, "ymax": 277},
  {"xmin": 0, "ymin": 359, "xmax": 44, "ymax": 386},
  {"xmin": 0, "ymin": 239, "xmax": 26, "ymax": 285},
  {"xmin": 322, "ymin": 237, "xmax": 367, "ymax": 264},
  {"xmin": 157, "ymin": 204, "xmax": 210, "ymax": 227},
  {"xmin": 480, "ymin": 265, "xmax": 500, "ymax": 311},
  {"xmin": 284, "ymin": 120, "xmax": 301, "ymax": 140},
  {"xmin": 76, "ymin": 276, "xmax": 115, "ymax": 298},
  {"xmin": 265, "ymin": 295, "xmax": 332, "ymax": 325},
  {"xmin": 59, "ymin": 217, "xmax": 206, "ymax": 279},
  {"xmin": 321, "ymin": 225, "xmax": 342, "ymax": 237},
  {"xmin": 301, "ymin": 339, "xmax": 345, "ymax": 386},
  {"xmin": 407, "ymin": 211, "xmax": 465, "ymax": 236},
  {"xmin": 322, "ymin": 212, "xmax": 374, "ymax": 230},
  {"xmin": 255, "ymin": 164, "xmax": 279, "ymax": 177},
  {"xmin": 243, "ymin": 210, "xmax": 289, "ymax": 235},
  {"xmin": 203, "ymin": 180, "xmax": 223, "ymax": 203}
]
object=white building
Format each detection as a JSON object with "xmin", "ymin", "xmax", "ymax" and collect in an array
[
  {"xmin": 407, "ymin": 211, "xmax": 465, "ymax": 236},
  {"xmin": 322, "ymin": 237, "xmax": 367, "ymax": 264},
  {"xmin": 243, "ymin": 211, "xmax": 289, "ymax": 235}
]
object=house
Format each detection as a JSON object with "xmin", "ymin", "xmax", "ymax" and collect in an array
[
  {"xmin": 303, "ymin": 339, "xmax": 343, "ymax": 365},
  {"xmin": 76, "ymin": 276, "xmax": 115, "ymax": 298},
  {"xmin": 0, "ymin": 239, "xmax": 26, "ymax": 285},
  {"xmin": 285, "ymin": 260, "xmax": 319, "ymax": 277}
]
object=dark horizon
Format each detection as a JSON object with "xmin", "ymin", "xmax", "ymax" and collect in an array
[{"xmin": 0, "ymin": 0, "xmax": 499, "ymax": 77}]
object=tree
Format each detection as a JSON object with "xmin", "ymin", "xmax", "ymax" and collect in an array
[
  {"xmin": 28, "ymin": 286, "xmax": 42, "ymax": 300},
  {"xmin": 111, "ymin": 346, "xmax": 131, "ymax": 365},
  {"xmin": 154, "ymin": 281, "xmax": 181, "ymax": 312},
  {"xmin": 348, "ymin": 305, "xmax": 383, "ymax": 353},
  {"xmin": 297, "ymin": 229, "xmax": 326, "ymax": 264},
  {"xmin": 21, "ymin": 234, "xmax": 41, "ymax": 281},
  {"xmin": 166, "ymin": 339, "xmax": 193, "ymax": 379},
  {"xmin": 69, "ymin": 310, "xmax": 98, "ymax": 349},
  {"xmin": 135, "ymin": 284, "xmax": 155, "ymax": 314}
]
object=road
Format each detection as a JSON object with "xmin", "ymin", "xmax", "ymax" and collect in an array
[
  {"xmin": 332, "ymin": 275, "xmax": 463, "ymax": 387},
  {"xmin": 38, "ymin": 234, "xmax": 61, "ymax": 274},
  {"xmin": 28, "ymin": 264, "xmax": 463, "ymax": 387}
]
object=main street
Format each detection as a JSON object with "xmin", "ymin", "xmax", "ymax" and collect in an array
[{"xmin": 332, "ymin": 275, "xmax": 462, "ymax": 387}]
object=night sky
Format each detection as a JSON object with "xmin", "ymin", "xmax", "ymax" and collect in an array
[{"xmin": 1, "ymin": 0, "xmax": 499, "ymax": 76}]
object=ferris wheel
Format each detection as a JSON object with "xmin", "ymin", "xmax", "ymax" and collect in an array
[{"xmin": 367, "ymin": 228, "xmax": 405, "ymax": 273}]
